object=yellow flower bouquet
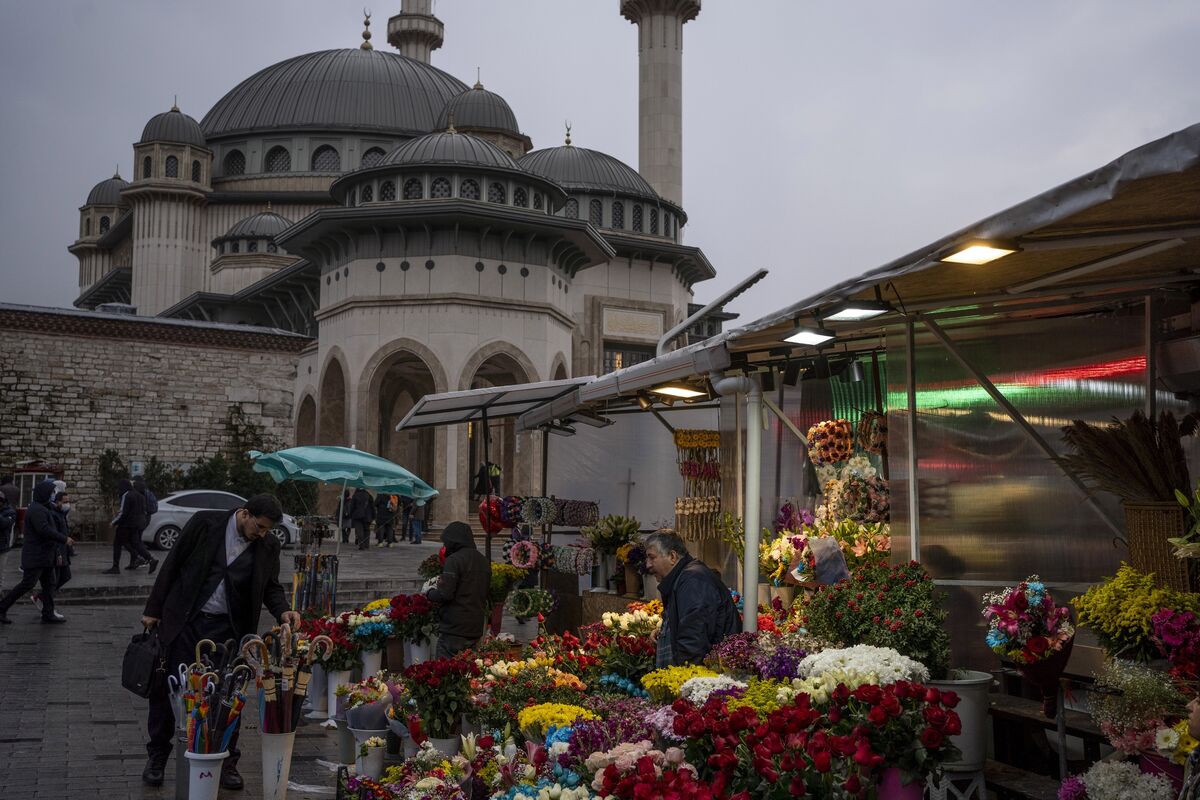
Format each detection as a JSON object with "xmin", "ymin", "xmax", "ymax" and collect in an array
[
  {"xmin": 1072, "ymin": 564, "xmax": 1200, "ymax": 661},
  {"xmin": 641, "ymin": 665, "xmax": 717, "ymax": 703},
  {"xmin": 516, "ymin": 702, "xmax": 596, "ymax": 740}
]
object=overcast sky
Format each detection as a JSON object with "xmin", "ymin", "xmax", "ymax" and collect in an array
[{"xmin": 1, "ymin": 1, "xmax": 1198, "ymax": 322}]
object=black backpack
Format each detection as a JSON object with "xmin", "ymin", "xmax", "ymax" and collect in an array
[
  {"xmin": 143, "ymin": 489, "xmax": 159, "ymax": 517},
  {"xmin": 0, "ymin": 501, "xmax": 16, "ymax": 552}
]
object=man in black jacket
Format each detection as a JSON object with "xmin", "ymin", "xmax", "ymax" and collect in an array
[
  {"xmin": 374, "ymin": 493, "xmax": 397, "ymax": 547},
  {"xmin": 425, "ymin": 521, "xmax": 489, "ymax": 657},
  {"xmin": 139, "ymin": 494, "xmax": 300, "ymax": 789},
  {"xmin": 644, "ymin": 530, "xmax": 739, "ymax": 668},
  {"xmin": 348, "ymin": 487, "xmax": 374, "ymax": 550},
  {"xmin": 0, "ymin": 480, "xmax": 74, "ymax": 625}
]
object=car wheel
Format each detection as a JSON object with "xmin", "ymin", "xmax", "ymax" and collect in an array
[
  {"xmin": 270, "ymin": 526, "xmax": 289, "ymax": 548},
  {"xmin": 155, "ymin": 525, "xmax": 183, "ymax": 550}
]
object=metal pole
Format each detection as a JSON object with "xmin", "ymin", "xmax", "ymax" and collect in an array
[
  {"xmin": 1056, "ymin": 686, "xmax": 1068, "ymax": 779},
  {"xmin": 482, "ymin": 408, "xmax": 492, "ymax": 561},
  {"xmin": 905, "ymin": 320, "xmax": 921, "ymax": 563},
  {"xmin": 1145, "ymin": 295, "xmax": 1157, "ymax": 419},
  {"xmin": 743, "ymin": 377, "xmax": 763, "ymax": 633},
  {"xmin": 540, "ymin": 429, "xmax": 549, "ymax": 497},
  {"xmin": 335, "ymin": 477, "xmax": 348, "ymax": 556}
]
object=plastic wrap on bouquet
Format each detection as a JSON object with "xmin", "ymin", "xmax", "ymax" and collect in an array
[
  {"xmin": 1017, "ymin": 636, "xmax": 1074, "ymax": 718},
  {"xmin": 345, "ymin": 699, "xmax": 391, "ymax": 731}
]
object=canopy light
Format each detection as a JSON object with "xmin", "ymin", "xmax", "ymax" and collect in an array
[
  {"xmin": 941, "ymin": 241, "xmax": 1019, "ymax": 265},
  {"xmin": 784, "ymin": 325, "xmax": 834, "ymax": 346},
  {"xmin": 636, "ymin": 394, "xmax": 653, "ymax": 411},
  {"xmin": 649, "ymin": 382, "xmax": 705, "ymax": 399},
  {"xmin": 824, "ymin": 300, "xmax": 893, "ymax": 322}
]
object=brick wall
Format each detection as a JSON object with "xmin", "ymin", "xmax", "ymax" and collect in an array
[{"xmin": 0, "ymin": 306, "xmax": 307, "ymax": 536}]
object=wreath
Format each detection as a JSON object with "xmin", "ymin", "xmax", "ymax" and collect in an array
[
  {"xmin": 500, "ymin": 496, "xmax": 524, "ymax": 526},
  {"xmin": 520, "ymin": 496, "xmax": 558, "ymax": 527},
  {"xmin": 555, "ymin": 499, "xmax": 599, "ymax": 528},
  {"xmin": 509, "ymin": 540, "xmax": 541, "ymax": 570}
]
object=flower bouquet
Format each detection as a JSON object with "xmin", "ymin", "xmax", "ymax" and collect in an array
[
  {"xmin": 489, "ymin": 563, "xmax": 528, "ymax": 607},
  {"xmin": 516, "ymin": 702, "xmax": 596, "ymax": 742},
  {"xmin": 983, "ymin": 576, "xmax": 1075, "ymax": 717},
  {"xmin": 343, "ymin": 674, "xmax": 393, "ymax": 730},
  {"xmin": 1153, "ymin": 608, "xmax": 1200, "ymax": 684},
  {"xmin": 390, "ymin": 592, "xmax": 437, "ymax": 646},
  {"xmin": 581, "ymin": 515, "xmax": 640, "ymax": 556},
  {"xmin": 344, "ymin": 609, "xmax": 395, "ymax": 654},
  {"xmin": 1072, "ymin": 564, "xmax": 1200, "ymax": 662},
  {"xmin": 1089, "ymin": 658, "xmax": 1187, "ymax": 755},
  {"xmin": 758, "ymin": 532, "xmax": 803, "ymax": 586},
  {"xmin": 303, "ymin": 615, "xmax": 360, "ymax": 672},
  {"xmin": 418, "ymin": 551, "xmax": 443, "ymax": 580},
  {"xmin": 806, "ymin": 418, "xmax": 854, "ymax": 465},
  {"xmin": 774, "ymin": 501, "xmax": 814, "ymax": 533},
  {"xmin": 403, "ymin": 657, "xmax": 480, "ymax": 739},
  {"xmin": 640, "ymin": 665, "xmax": 718, "ymax": 703},
  {"xmin": 1058, "ymin": 761, "xmax": 1174, "ymax": 800},
  {"xmin": 597, "ymin": 632, "xmax": 658, "ymax": 683}
]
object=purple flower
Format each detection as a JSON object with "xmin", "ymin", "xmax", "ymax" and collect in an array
[
  {"xmin": 563, "ymin": 708, "xmax": 657, "ymax": 769},
  {"xmin": 704, "ymin": 632, "xmax": 761, "ymax": 673},
  {"xmin": 757, "ymin": 647, "xmax": 807, "ymax": 680},
  {"xmin": 1057, "ymin": 776, "xmax": 1087, "ymax": 800}
]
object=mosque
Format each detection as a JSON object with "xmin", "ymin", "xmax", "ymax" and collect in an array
[{"xmin": 63, "ymin": 1, "xmax": 720, "ymax": 518}]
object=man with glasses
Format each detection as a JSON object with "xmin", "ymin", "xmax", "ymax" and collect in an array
[{"xmin": 138, "ymin": 494, "xmax": 301, "ymax": 790}]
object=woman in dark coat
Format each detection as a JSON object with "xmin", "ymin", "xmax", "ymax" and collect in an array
[
  {"xmin": 104, "ymin": 479, "xmax": 156, "ymax": 575},
  {"xmin": 0, "ymin": 479, "xmax": 73, "ymax": 624}
]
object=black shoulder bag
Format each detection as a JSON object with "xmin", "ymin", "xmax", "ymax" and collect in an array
[{"xmin": 122, "ymin": 627, "xmax": 164, "ymax": 698}]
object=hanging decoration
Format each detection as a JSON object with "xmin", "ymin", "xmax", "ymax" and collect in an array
[{"xmin": 673, "ymin": 429, "xmax": 722, "ymax": 540}]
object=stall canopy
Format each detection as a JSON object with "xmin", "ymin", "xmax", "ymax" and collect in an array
[{"xmin": 396, "ymin": 377, "xmax": 596, "ymax": 431}]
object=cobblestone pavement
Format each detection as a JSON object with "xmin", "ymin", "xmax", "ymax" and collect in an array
[{"xmin": 0, "ymin": 537, "xmax": 447, "ymax": 799}]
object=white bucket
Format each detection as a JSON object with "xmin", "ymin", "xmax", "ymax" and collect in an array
[
  {"xmin": 260, "ymin": 731, "xmax": 296, "ymax": 800},
  {"xmin": 360, "ymin": 649, "xmax": 382, "ymax": 677},
  {"xmin": 430, "ymin": 735, "xmax": 461, "ymax": 757},
  {"xmin": 327, "ymin": 669, "xmax": 351, "ymax": 720},
  {"xmin": 184, "ymin": 750, "xmax": 228, "ymax": 800},
  {"xmin": 406, "ymin": 641, "xmax": 431, "ymax": 666},
  {"xmin": 928, "ymin": 669, "xmax": 994, "ymax": 772},
  {"xmin": 307, "ymin": 662, "xmax": 328, "ymax": 718},
  {"xmin": 357, "ymin": 745, "xmax": 385, "ymax": 779}
]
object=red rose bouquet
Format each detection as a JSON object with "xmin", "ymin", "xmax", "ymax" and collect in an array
[
  {"xmin": 301, "ymin": 615, "xmax": 359, "ymax": 672},
  {"xmin": 390, "ymin": 592, "xmax": 436, "ymax": 645},
  {"xmin": 403, "ymin": 657, "xmax": 480, "ymax": 738}
]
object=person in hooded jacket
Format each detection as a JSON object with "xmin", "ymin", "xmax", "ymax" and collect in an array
[
  {"xmin": 31, "ymin": 484, "xmax": 73, "ymax": 618},
  {"xmin": 0, "ymin": 479, "xmax": 74, "ymax": 625},
  {"xmin": 425, "ymin": 521, "xmax": 489, "ymax": 657},
  {"xmin": 105, "ymin": 478, "xmax": 157, "ymax": 574},
  {"xmin": 643, "ymin": 529, "xmax": 740, "ymax": 667},
  {"xmin": 349, "ymin": 487, "xmax": 374, "ymax": 550}
]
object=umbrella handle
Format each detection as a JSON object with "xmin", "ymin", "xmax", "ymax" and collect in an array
[
  {"xmin": 194, "ymin": 638, "xmax": 218, "ymax": 667},
  {"xmin": 307, "ymin": 635, "xmax": 334, "ymax": 665}
]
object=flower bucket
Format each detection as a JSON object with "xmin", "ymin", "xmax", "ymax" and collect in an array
[
  {"xmin": 512, "ymin": 617, "xmax": 537, "ymax": 644},
  {"xmin": 360, "ymin": 649, "xmax": 382, "ymax": 677},
  {"xmin": 184, "ymin": 750, "xmax": 228, "ymax": 800},
  {"xmin": 348, "ymin": 727, "xmax": 389, "ymax": 772},
  {"xmin": 769, "ymin": 585, "xmax": 795, "ymax": 608},
  {"xmin": 643, "ymin": 574, "xmax": 659, "ymax": 600},
  {"xmin": 1017, "ymin": 636, "xmax": 1074, "ymax": 718},
  {"xmin": 407, "ymin": 640, "xmax": 431, "ymax": 666},
  {"xmin": 328, "ymin": 669, "xmax": 352, "ymax": 720},
  {"xmin": 260, "ymin": 731, "xmax": 295, "ymax": 800},
  {"xmin": 928, "ymin": 669, "xmax": 992, "ymax": 772},
  {"xmin": 876, "ymin": 767, "xmax": 923, "ymax": 800},
  {"xmin": 489, "ymin": 604, "xmax": 504, "ymax": 635},
  {"xmin": 605, "ymin": 555, "xmax": 618, "ymax": 593},
  {"xmin": 358, "ymin": 745, "xmax": 385, "ymax": 779},
  {"xmin": 430, "ymin": 735, "xmax": 461, "ymax": 757},
  {"xmin": 624, "ymin": 566, "xmax": 640, "ymax": 597},
  {"xmin": 335, "ymin": 722, "xmax": 357, "ymax": 764},
  {"xmin": 346, "ymin": 700, "xmax": 390, "ymax": 731},
  {"xmin": 1140, "ymin": 752, "xmax": 1185, "ymax": 793},
  {"xmin": 307, "ymin": 662, "xmax": 328, "ymax": 718},
  {"xmin": 593, "ymin": 555, "xmax": 610, "ymax": 593}
]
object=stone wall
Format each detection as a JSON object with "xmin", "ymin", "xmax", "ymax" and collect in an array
[{"xmin": 0, "ymin": 305, "xmax": 307, "ymax": 536}]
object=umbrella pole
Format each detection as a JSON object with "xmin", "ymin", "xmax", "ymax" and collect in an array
[
  {"xmin": 482, "ymin": 408, "xmax": 493, "ymax": 561},
  {"xmin": 336, "ymin": 478, "xmax": 348, "ymax": 556}
]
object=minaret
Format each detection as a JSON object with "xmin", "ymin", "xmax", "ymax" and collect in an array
[
  {"xmin": 620, "ymin": 0, "xmax": 700, "ymax": 208},
  {"xmin": 387, "ymin": 0, "xmax": 444, "ymax": 63}
]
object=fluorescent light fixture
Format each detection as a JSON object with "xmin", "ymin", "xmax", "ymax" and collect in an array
[
  {"xmin": 784, "ymin": 325, "xmax": 834, "ymax": 346},
  {"xmin": 649, "ymin": 382, "xmax": 706, "ymax": 399},
  {"xmin": 824, "ymin": 300, "xmax": 892, "ymax": 322},
  {"xmin": 941, "ymin": 241, "xmax": 1019, "ymax": 265}
]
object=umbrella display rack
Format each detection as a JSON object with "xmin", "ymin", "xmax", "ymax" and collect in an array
[{"xmin": 292, "ymin": 553, "xmax": 339, "ymax": 616}]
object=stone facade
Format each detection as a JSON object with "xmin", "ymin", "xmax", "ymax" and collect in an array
[{"xmin": 0, "ymin": 306, "xmax": 306, "ymax": 536}]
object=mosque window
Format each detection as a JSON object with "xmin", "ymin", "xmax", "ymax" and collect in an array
[
  {"xmin": 311, "ymin": 145, "xmax": 341, "ymax": 171},
  {"xmin": 380, "ymin": 181, "xmax": 397, "ymax": 201},
  {"xmin": 403, "ymin": 178, "xmax": 423, "ymax": 199},
  {"xmin": 513, "ymin": 187, "xmax": 528, "ymax": 208},
  {"xmin": 612, "ymin": 201, "xmax": 625, "ymax": 230},
  {"xmin": 488, "ymin": 182, "xmax": 506, "ymax": 204},
  {"xmin": 264, "ymin": 146, "xmax": 291, "ymax": 173},
  {"xmin": 589, "ymin": 199, "xmax": 603, "ymax": 227},
  {"xmin": 84, "ymin": 218, "xmax": 91, "ymax": 236},
  {"xmin": 650, "ymin": 208, "xmax": 659, "ymax": 235},
  {"xmin": 564, "ymin": 198, "xmax": 578, "ymax": 219},
  {"xmin": 191, "ymin": 160, "xmax": 201, "ymax": 182},
  {"xmin": 165, "ymin": 156, "xmax": 179, "ymax": 178},
  {"xmin": 247, "ymin": 240, "xmax": 259, "ymax": 253},
  {"xmin": 361, "ymin": 147, "xmax": 386, "ymax": 168},
  {"xmin": 224, "ymin": 149, "xmax": 245, "ymax": 175},
  {"xmin": 231, "ymin": 241, "xmax": 240, "ymax": 254},
  {"xmin": 142, "ymin": 156, "xmax": 153, "ymax": 179},
  {"xmin": 431, "ymin": 177, "xmax": 452, "ymax": 198},
  {"xmin": 361, "ymin": 184, "xmax": 374, "ymax": 202},
  {"xmin": 632, "ymin": 205, "xmax": 643, "ymax": 232},
  {"xmin": 267, "ymin": 242, "xmax": 278, "ymax": 253},
  {"xmin": 460, "ymin": 179, "xmax": 480, "ymax": 200},
  {"xmin": 533, "ymin": 193, "xmax": 543, "ymax": 210},
  {"xmin": 99, "ymin": 216, "xmax": 110, "ymax": 233}
]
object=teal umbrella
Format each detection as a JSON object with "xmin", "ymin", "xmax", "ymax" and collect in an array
[{"xmin": 248, "ymin": 445, "xmax": 439, "ymax": 501}]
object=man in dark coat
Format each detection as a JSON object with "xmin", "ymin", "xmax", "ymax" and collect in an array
[
  {"xmin": 139, "ymin": 493, "xmax": 300, "ymax": 789},
  {"xmin": 348, "ymin": 487, "xmax": 374, "ymax": 550},
  {"xmin": 425, "ymin": 521, "xmax": 489, "ymax": 658},
  {"xmin": 0, "ymin": 479, "xmax": 74, "ymax": 625},
  {"xmin": 644, "ymin": 530, "xmax": 739, "ymax": 668},
  {"xmin": 374, "ymin": 493, "xmax": 397, "ymax": 546},
  {"xmin": 106, "ymin": 478, "xmax": 157, "ymax": 574}
]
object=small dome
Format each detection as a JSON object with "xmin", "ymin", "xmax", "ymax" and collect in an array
[
  {"xmin": 86, "ymin": 173, "xmax": 129, "ymax": 206},
  {"xmin": 141, "ymin": 106, "xmax": 206, "ymax": 147},
  {"xmin": 221, "ymin": 210, "xmax": 293, "ymax": 240},
  {"xmin": 436, "ymin": 83, "xmax": 520, "ymax": 136},
  {"xmin": 380, "ymin": 131, "xmax": 520, "ymax": 170},
  {"xmin": 519, "ymin": 146, "xmax": 658, "ymax": 201}
]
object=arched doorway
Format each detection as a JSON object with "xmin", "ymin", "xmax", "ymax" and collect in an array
[
  {"xmin": 375, "ymin": 350, "xmax": 438, "ymax": 492},
  {"xmin": 552, "ymin": 362, "xmax": 568, "ymax": 381},
  {"xmin": 296, "ymin": 395, "xmax": 316, "ymax": 446},
  {"xmin": 318, "ymin": 360, "xmax": 347, "ymax": 446},
  {"xmin": 468, "ymin": 353, "xmax": 532, "ymax": 499}
]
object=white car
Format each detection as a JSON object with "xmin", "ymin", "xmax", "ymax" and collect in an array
[{"xmin": 141, "ymin": 489, "xmax": 299, "ymax": 550}]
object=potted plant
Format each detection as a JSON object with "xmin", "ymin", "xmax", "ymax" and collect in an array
[
  {"xmin": 582, "ymin": 515, "xmax": 640, "ymax": 592},
  {"xmin": 1057, "ymin": 411, "xmax": 1193, "ymax": 589},
  {"xmin": 402, "ymin": 657, "xmax": 479, "ymax": 756}
]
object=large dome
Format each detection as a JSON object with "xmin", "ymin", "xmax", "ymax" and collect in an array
[
  {"xmin": 223, "ymin": 210, "xmax": 293, "ymax": 240},
  {"xmin": 519, "ymin": 146, "xmax": 659, "ymax": 201},
  {"xmin": 141, "ymin": 107, "xmax": 206, "ymax": 147},
  {"xmin": 201, "ymin": 49, "xmax": 468, "ymax": 139},
  {"xmin": 436, "ymin": 83, "xmax": 520, "ymax": 136},
  {"xmin": 381, "ymin": 131, "xmax": 519, "ymax": 170},
  {"xmin": 86, "ymin": 173, "xmax": 129, "ymax": 206}
]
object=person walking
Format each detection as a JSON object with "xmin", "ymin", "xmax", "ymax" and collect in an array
[
  {"xmin": 0, "ymin": 479, "xmax": 74, "ymax": 625},
  {"xmin": 32, "ymin": 485, "xmax": 72, "ymax": 619},
  {"xmin": 133, "ymin": 475, "xmax": 159, "ymax": 549},
  {"xmin": 339, "ymin": 489, "xmax": 353, "ymax": 544},
  {"xmin": 0, "ymin": 491, "xmax": 17, "ymax": 596},
  {"xmin": 105, "ymin": 479, "xmax": 157, "ymax": 575},
  {"xmin": 424, "ymin": 521, "xmax": 489, "ymax": 658},
  {"xmin": 409, "ymin": 499, "xmax": 427, "ymax": 544},
  {"xmin": 643, "ymin": 530, "xmax": 739, "ymax": 668},
  {"xmin": 0, "ymin": 474, "xmax": 18, "ymax": 509},
  {"xmin": 399, "ymin": 496, "xmax": 413, "ymax": 542},
  {"xmin": 139, "ymin": 493, "xmax": 301, "ymax": 788},
  {"xmin": 374, "ymin": 493, "xmax": 397, "ymax": 547},
  {"xmin": 349, "ymin": 487, "xmax": 374, "ymax": 551}
]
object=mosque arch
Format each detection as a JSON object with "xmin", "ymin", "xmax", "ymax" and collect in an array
[
  {"xmin": 360, "ymin": 147, "xmax": 386, "ymax": 168},
  {"xmin": 550, "ymin": 353, "xmax": 570, "ymax": 382},
  {"xmin": 317, "ymin": 349, "xmax": 350, "ymax": 447},
  {"xmin": 380, "ymin": 180, "xmax": 397, "ymax": 201},
  {"xmin": 165, "ymin": 156, "xmax": 179, "ymax": 178},
  {"xmin": 142, "ymin": 156, "xmax": 153, "ymax": 179},
  {"xmin": 191, "ymin": 160, "xmax": 202, "ymax": 182},
  {"xmin": 403, "ymin": 178, "xmax": 423, "ymax": 199},
  {"xmin": 264, "ymin": 146, "xmax": 291, "ymax": 173},
  {"xmin": 99, "ymin": 216, "xmax": 110, "ymax": 233},
  {"xmin": 311, "ymin": 145, "xmax": 341, "ymax": 171},
  {"xmin": 295, "ymin": 393, "xmax": 317, "ymax": 446},
  {"xmin": 461, "ymin": 344, "xmax": 538, "ymax": 501}
]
